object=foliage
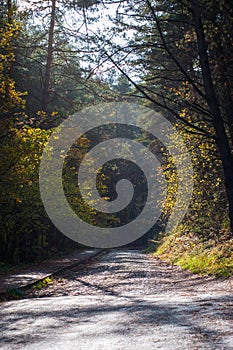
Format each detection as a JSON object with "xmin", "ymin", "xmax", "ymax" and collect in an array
[
  {"xmin": 12, "ymin": 0, "xmax": 117, "ymax": 125},
  {"xmin": 0, "ymin": 126, "xmax": 51, "ymax": 263},
  {"xmin": 155, "ymin": 230, "xmax": 233, "ymax": 277},
  {"xmin": 6, "ymin": 287, "xmax": 24, "ymax": 299},
  {"xmin": 0, "ymin": 125, "xmax": 82, "ymax": 264},
  {"xmin": 0, "ymin": 10, "xmax": 26, "ymax": 121},
  {"xmin": 32, "ymin": 276, "xmax": 53, "ymax": 290},
  {"xmin": 153, "ymin": 116, "xmax": 231, "ymax": 276},
  {"xmin": 90, "ymin": 0, "xmax": 233, "ymax": 234},
  {"xmin": 0, "ymin": 123, "xmax": 118, "ymax": 264},
  {"xmin": 1, "ymin": 0, "xmax": 232, "ymax": 275}
]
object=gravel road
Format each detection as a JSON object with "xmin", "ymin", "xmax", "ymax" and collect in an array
[{"xmin": 1, "ymin": 249, "xmax": 233, "ymax": 349}]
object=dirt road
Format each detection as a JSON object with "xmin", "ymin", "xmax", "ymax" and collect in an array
[{"xmin": 1, "ymin": 249, "xmax": 233, "ymax": 349}]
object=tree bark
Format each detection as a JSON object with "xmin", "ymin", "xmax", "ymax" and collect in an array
[
  {"xmin": 191, "ymin": 0, "xmax": 233, "ymax": 235},
  {"xmin": 42, "ymin": 0, "xmax": 56, "ymax": 113},
  {"xmin": 216, "ymin": 44, "xmax": 233, "ymax": 147}
]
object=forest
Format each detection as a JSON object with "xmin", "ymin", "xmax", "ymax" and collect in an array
[{"xmin": 0, "ymin": 0, "xmax": 233, "ymax": 277}]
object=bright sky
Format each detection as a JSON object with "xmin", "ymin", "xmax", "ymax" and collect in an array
[{"xmin": 16, "ymin": 0, "xmax": 136, "ymax": 81}]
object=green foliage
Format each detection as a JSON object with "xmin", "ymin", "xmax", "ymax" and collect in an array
[
  {"xmin": 127, "ymin": 0, "xmax": 233, "ymax": 273},
  {"xmin": 12, "ymin": 2, "xmax": 116, "ymax": 123},
  {"xmin": 181, "ymin": 124, "xmax": 227, "ymax": 239},
  {"xmin": 155, "ymin": 231, "xmax": 233, "ymax": 277},
  {"xmin": 0, "ymin": 126, "xmax": 52, "ymax": 263},
  {"xmin": 1, "ymin": 0, "xmax": 232, "ymax": 274},
  {"xmin": 62, "ymin": 126, "xmax": 121, "ymax": 228},
  {"xmin": 0, "ymin": 123, "xmax": 118, "ymax": 264},
  {"xmin": 32, "ymin": 276, "xmax": 53, "ymax": 290},
  {"xmin": 6, "ymin": 287, "xmax": 24, "ymax": 299},
  {"xmin": 153, "ymin": 117, "xmax": 232, "ymax": 276},
  {"xmin": 0, "ymin": 8, "xmax": 26, "ymax": 120}
]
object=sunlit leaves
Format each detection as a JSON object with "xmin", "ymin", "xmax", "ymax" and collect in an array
[{"xmin": 0, "ymin": 18, "xmax": 26, "ymax": 119}]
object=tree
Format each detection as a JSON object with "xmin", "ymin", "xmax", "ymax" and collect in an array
[
  {"xmin": 42, "ymin": 0, "xmax": 56, "ymax": 112},
  {"xmin": 0, "ymin": 0, "xmax": 25, "ymax": 125},
  {"xmin": 13, "ymin": 0, "xmax": 114, "ymax": 125},
  {"xmin": 91, "ymin": 0, "xmax": 233, "ymax": 234},
  {"xmin": 190, "ymin": 0, "xmax": 233, "ymax": 235}
]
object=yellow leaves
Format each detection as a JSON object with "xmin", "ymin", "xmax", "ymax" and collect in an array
[
  {"xmin": 215, "ymin": 177, "xmax": 222, "ymax": 187},
  {"xmin": 159, "ymin": 113, "xmax": 225, "ymax": 236},
  {"xmin": 171, "ymin": 81, "xmax": 191, "ymax": 100},
  {"xmin": 16, "ymin": 198, "xmax": 22, "ymax": 204},
  {"xmin": 0, "ymin": 127, "xmax": 51, "ymax": 210},
  {"xmin": 37, "ymin": 110, "xmax": 47, "ymax": 117},
  {"xmin": 0, "ymin": 18, "xmax": 26, "ymax": 116},
  {"xmin": 184, "ymin": 32, "xmax": 193, "ymax": 44},
  {"xmin": 179, "ymin": 108, "xmax": 187, "ymax": 118},
  {"xmin": 51, "ymin": 111, "xmax": 58, "ymax": 117},
  {"xmin": 177, "ymin": 29, "xmax": 197, "ymax": 49}
]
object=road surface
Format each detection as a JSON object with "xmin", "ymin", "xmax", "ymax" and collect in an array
[{"xmin": 1, "ymin": 249, "xmax": 233, "ymax": 349}]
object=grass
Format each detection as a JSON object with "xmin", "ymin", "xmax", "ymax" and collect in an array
[
  {"xmin": 154, "ymin": 230, "xmax": 233, "ymax": 277},
  {"xmin": 6, "ymin": 287, "xmax": 24, "ymax": 299}
]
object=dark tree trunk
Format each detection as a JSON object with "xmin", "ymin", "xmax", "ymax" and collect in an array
[
  {"xmin": 217, "ymin": 53, "xmax": 233, "ymax": 147},
  {"xmin": 42, "ymin": 0, "xmax": 56, "ymax": 113},
  {"xmin": 214, "ymin": 40, "xmax": 233, "ymax": 148},
  {"xmin": 191, "ymin": 0, "xmax": 233, "ymax": 235}
]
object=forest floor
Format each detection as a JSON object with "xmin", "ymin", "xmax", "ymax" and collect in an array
[{"xmin": 0, "ymin": 249, "xmax": 233, "ymax": 349}]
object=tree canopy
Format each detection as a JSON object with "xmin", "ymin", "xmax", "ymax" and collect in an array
[{"xmin": 0, "ymin": 0, "xmax": 232, "ymax": 272}]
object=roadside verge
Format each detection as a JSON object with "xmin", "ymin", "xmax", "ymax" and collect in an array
[{"xmin": 0, "ymin": 249, "xmax": 105, "ymax": 297}]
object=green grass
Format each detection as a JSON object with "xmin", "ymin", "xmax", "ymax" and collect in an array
[
  {"xmin": 6, "ymin": 287, "xmax": 24, "ymax": 299},
  {"xmin": 154, "ymin": 230, "xmax": 233, "ymax": 277}
]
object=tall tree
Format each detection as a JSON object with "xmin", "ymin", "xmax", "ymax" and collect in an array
[
  {"xmin": 42, "ymin": 0, "xmax": 56, "ymax": 113},
  {"xmin": 190, "ymin": 0, "xmax": 233, "ymax": 235},
  {"xmin": 90, "ymin": 0, "xmax": 233, "ymax": 234}
]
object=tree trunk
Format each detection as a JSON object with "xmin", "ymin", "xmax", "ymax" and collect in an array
[
  {"xmin": 42, "ymin": 0, "xmax": 56, "ymax": 113},
  {"xmin": 7, "ymin": 0, "xmax": 12, "ymax": 22},
  {"xmin": 217, "ymin": 47, "xmax": 233, "ymax": 147},
  {"xmin": 191, "ymin": 0, "xmax": 233, "ymax": 235}
]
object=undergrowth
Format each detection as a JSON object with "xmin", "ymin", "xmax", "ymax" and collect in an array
[
  {"xmin": 154, "ymin": 229, "xmax": 233, "ymax": 277},
  {"xmin": 32, "ymin": 276, "xmax": 53, "ymax": 290}
]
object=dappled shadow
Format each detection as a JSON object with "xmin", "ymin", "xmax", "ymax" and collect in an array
[
  {"xmin": 0, "ymin": 293, "xmax": 233, "ymax": 349},
  {"xmin": 32, "ymin": 249, "xmax": 222, "ymax": 299},
  {"xmin": 0, "ymin": 249, "xmax": 100, "ymax": 293},
  {"xmin": 1, "ymin": 249, "xmax": 233, "ymax": 349}
]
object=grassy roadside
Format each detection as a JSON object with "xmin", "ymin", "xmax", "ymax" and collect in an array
[{"xmin": 152, "ymin": 230, "xmax": 233, "ymax": 278}]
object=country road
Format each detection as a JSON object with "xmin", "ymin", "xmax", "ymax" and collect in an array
[{"xmin": 1, "ymin": 249, "xmax": 233, "ymax": 350}]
